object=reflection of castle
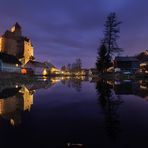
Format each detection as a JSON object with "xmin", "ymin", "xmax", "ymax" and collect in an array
[
  {"xmin": 0, "ymin": 86, "xmax": 34, "ymax": 126},
  {"xmin": 0, "ymin": 23, "xmax": 34, "ymax": 65}
]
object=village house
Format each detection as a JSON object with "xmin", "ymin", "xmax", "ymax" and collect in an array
[
  {"xmin": 136, "ymin": 50, "xmax": 148, "ymax": 73},
  {"xmin": 24, "ymin": 60, "xmax": 52, "ymax": 76},
  {"xmin": 0, "ymin": 52, "xmax": 21, "ymax": 73},
  {"xmin": 0, "ymin": 23, "xmax": 34, "ymax": 65},
  {"xmin": 114, "ymin": 56, "xmax": 139, "ymax": 74}
]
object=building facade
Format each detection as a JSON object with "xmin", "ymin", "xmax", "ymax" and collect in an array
[
  {"xmin": 0, "ymin": 52, "xmax": 21, "ymax": 73},
  {"xmin": 0, "ymin": 23, "xmax": 34, "ymax": 65},
  {"xmin": 114, "ymin": 57, "xmax": 139, "ymax": 74}
]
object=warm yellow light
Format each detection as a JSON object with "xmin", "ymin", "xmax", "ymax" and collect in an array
[
  {"xmin": 10, "ymin": 119, "xmax": 15, "ymax": 126},
  {"xmin": 140, "ymin": 85, "xmax": 148, "ymax": 90},
  {"xmin": 16, "ymin": 64, "xmax": 18, "ymax": 67},
  {"xmin": 43, "ymin": 69, "xmax": 48, "ymax": 76},
  {"xmin": 140, "ymin": 63, "xmax": 147, "ymax": 67},
  {"xmin": 11, "ymin": 26, "xmax": 15, "ymax": 32},
  {"xmin": 51, "ymin": 68, "xmax": 59, "ymax": 73}
]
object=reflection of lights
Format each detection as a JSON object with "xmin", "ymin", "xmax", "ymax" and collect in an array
[
  {"xmin": 10, "ymin": 119, "xmax": 15, "ymax": 126},
  {"xmin": 114, "ymin": 81, "xmax": 121, "ymax": 85},
  {"xmin": 144, "ymin": 96, "xmax": 148, "ymax": 101},
  {"xmin": 140, "ymin": 63, "xmax": 147, "ymax": 67},
  {"xmin": 43, "ymin": 75, "xmax": 48, "ymax": 81},
  {"xmin": 140, "ymin": 85, "xmax": 148, "ymax": 90},
  {"xmin": 15, "ymin": 85, "xmax": 18, "ymax": 88},
  {"xmin": 107, "ymin": 81, "xmax": 114, "ymax": 86}
]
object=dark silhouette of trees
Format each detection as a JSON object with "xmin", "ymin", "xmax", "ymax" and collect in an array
[
  {"xmin": 66, "ymin": 59, "xmax": 82, "ymax": 73},
  {"xmin": 96, "ymin": 44, "xmax": 111, "ymax": 74},
  {"xmin": 96, "ymin": 80, "xmax": 123, "ymax": 139},
  {"xmin": 96, "ymin": 13, "xmax": 122, "ymax": 74},
  {"xmin": 103, "ymin": 12, "xmax": 122, "ymax": 56}
]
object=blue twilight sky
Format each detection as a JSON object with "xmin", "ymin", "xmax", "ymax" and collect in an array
[{"xmin": 0, "ymin": 0, "xmax": 148, "ymax": 68}]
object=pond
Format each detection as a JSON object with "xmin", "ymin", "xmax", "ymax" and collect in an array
[{"xmin": 0, "ymin": 77, "xmax": 148, "ymax": 148}]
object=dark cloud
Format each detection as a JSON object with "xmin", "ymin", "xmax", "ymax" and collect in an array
[{"xmin": 0, "ymin": 0, "xmax": 148, "ymax": 68}]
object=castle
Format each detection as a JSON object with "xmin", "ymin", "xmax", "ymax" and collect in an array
[{"xmin": 0, "ymin": 23, "xmax": 34, "ymax": 65}]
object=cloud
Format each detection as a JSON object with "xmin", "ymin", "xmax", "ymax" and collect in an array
[{"xmin": 0, "ymin": 0, "xmax": 148, "ymax": 68}]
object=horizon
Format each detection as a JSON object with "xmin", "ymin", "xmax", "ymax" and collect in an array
[{"xmin": 0, "ymin": 0, "xmax": 148, "ymax": 68}]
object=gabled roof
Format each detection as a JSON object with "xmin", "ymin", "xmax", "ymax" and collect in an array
[
  {"xmin": 136, "ymin": 50, "xmax": 148, "ymax": 62},
  {"xmin": 25, "ymin": 60, "xmax": 55, "ymax": 69},
  {"xmin": 115, "ymin": 56, "xmax": 139, "ymax": 62},
  {"xmin": 0, "ymin": 53, "xmax": 21, "ymax": 65},
  {"xmin": 25, "ymin": 60, "xmax": 48, "ymax": 68},
  {"xmin": 14, "ymin": 22, "xmax": 21, "ymax": 29}
]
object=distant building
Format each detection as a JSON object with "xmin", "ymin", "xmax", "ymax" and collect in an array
[
  {"xmin": 0, "ymin": 52, "xmax": 21, "ymax": 73},
  {"xmin": 89, "ymin": 68, "xmax": 98, "ymax": 76},
  {"xmin": 140, "ymin": 62, "xmax": 148, "ymax": 73},
  {"xmin": 81, "ymin": 69, "xmax": 89, "ymax": 76},
  {"xmin": 114, "ymin": 56, "xmax": 139, "ymax": 74},
  {"xmin": 136, "ymin": 50, "xmax": 148, "ymax": 73},
  {"xmin": 136, "ymin": 50, "xmax": 148, "ymax": 62},
  {"xmin": 25, "ymin": 60, "xmax": 49, "ymax": 75},
  {"xmin": 0, "ymin": 22, "xmax": 34, "ymax": 65}
]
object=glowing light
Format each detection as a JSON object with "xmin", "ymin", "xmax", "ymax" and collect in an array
[
  {"xmin": 21, "ymin": 68, "xmax": 27, "ymax": 74},
  {"xmin": 10, "ymin": 119, "xmax": 15, "ymax": 126},
  {"xmin": 140, "ymin": 63, "xmax": 147, "ymax": 67},
  {"xmin": 43, "ymin": 69, "xmax": 48, "ymax": 76},
  {"xmin": 140, "ymin": 85, "xmax": 148, "ymax": 90}
]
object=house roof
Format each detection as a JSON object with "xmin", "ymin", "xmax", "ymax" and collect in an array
[
  {"xmin": 115, "ymin": 56, "xmax": 139, "ymax": 62},
  {"xmin": 14, "ymin": 22, "xmax": 21, "ymax": 29},
  {"xmin": 0, "ymin": 53, "xmax": 21, "ymax": 65},
  {"xmin": 25, "ymin": 60, "xmax": 56, "ymax": 69},
  {"xmin": 136, "ymin": 50, "xmax": 148, "ymax": 62}
]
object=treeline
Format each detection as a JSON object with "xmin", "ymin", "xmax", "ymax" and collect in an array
[{"xmin": 61, "ymin": 58, "xmax": 82, "ymax": 72}]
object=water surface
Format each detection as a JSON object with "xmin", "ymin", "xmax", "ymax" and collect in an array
[{"xmin": 0, "ymin": 78, "xmax": 148, "ymax": 148}]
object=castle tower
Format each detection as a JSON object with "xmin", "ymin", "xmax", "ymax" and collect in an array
[
  {"xmin": 0, "ymin": 22, "xmax": 34, "ymax": 65},
  {"xmin": 11, "ymin": 22, "xmax": 22, "ymax": 37}
]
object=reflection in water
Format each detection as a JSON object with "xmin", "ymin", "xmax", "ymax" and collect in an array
[
  {"xmin": 61, "ymin": 76, "xmax": 87, "ymax": 92},
  {"xmin": 110, "ymin": 80, "xmax": 148, "ymax": 99},
  {"xmin": 1, "ymin": 77, "xmax": 148, "ymax": 147},
  {"xmin": 96, "ymin": 79, "xmax": 123, "ymax": 139},
  {"xmin": 0, "ymin": 86, "xmax": 33, "ymax": 126},
  {"xmin": 0, "ymin": 78, "xmax": 57, "ymax": 126}
]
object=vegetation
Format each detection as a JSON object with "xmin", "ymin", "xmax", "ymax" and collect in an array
[
  {"xmin": 61, "ymin": 58, "xmax": 82, "ymax": 73},
  {"xmin": 103, "ymin": 12, "xmax": 122, "ymax": 56},
  {"xmin": 96, "ymin": 44, "xmax": 111, "ymax": 74},
  {"xmin": 96, "ymin": 12, "xmax": 122, "ymax": 74}
]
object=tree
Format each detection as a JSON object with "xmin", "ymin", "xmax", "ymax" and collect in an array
[
  {"xmin": 103, "ymin": 12, "xmax": 122, "ymax": 56},
  {"xmin": 61, "ymin": 65, "xmax": 67, "ymax": 71},
  {"xmin": 75, "ymin": 58, "xmax": 82, "ymax": 72},
  {"xmin": 96, "ymin": 80, "xmax": 123, "ymax": 139},
  {"xmin": 96, "ymin": 44, "xmax": 111, "ymax": 74}
]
